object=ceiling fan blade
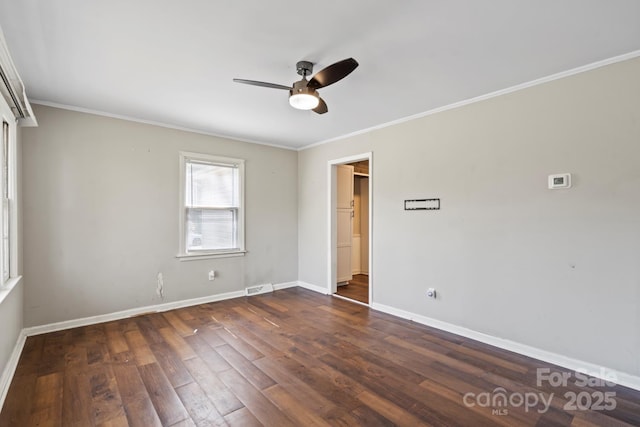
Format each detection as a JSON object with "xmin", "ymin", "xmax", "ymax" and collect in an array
[
  {"xmin": 232, "ymin": 79, "xmax": 291, "ymax": 90},
  {"xmin": 313, "ymin": 97, "xmax": 328, "ymax": 114},
  {"xmin": 308, "ymin": 58, "xmax": 358, "ymax": 90}
]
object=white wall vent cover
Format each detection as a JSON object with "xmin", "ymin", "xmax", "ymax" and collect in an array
[{"xmin": 245, "ymin": 283, "xmax": 274, "ymax": 296}]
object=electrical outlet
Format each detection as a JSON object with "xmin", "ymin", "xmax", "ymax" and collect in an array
[
  {"xmin": 426, "ymin": 288, "xmax": 436, "ymax": 299},
  {"xmin": 208, "ymin": 270, "xmax": 216, "ymax": 281}
]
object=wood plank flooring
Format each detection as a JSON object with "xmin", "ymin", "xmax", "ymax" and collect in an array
[
  {"xmin": 335, "ymin": 274, "xmax": 369, "ymax": 304},
  {"xmin": 1, "ymin": 287, "xmax": 639, "ymax": 426}
]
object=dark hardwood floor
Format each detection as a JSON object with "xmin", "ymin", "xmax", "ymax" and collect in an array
[
  {"xmin": 335, "ymin": 274, "xmax": 369, "ymax": 304},
  {"xmin": 1, "ymin": 287, "xmax": 639, "ymax": 426}
]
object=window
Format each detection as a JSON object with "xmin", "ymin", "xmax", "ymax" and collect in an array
[
  {"xmin": 178, "ymin": 152, "xmax": 245, "ymax": 258},
  {"xmin": 0, "ymin": 118, "xmax": 12, "ymax": 283}
]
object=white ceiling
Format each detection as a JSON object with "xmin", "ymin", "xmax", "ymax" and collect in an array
[{"xmin": 1, "ymin": 1, "xmax": 639, "ymax": 149}]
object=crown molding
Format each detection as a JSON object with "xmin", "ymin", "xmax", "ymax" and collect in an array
[
  {"xmin": 29, "ymin": 100, "xmax": 296, "ymax": 151},
  {"xmin": 300, "ymin": 49, "xmax": 640, "ymax": 151}
]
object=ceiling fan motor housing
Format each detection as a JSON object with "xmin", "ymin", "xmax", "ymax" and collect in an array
[
  {"xmin": 290, "ymin": 79, "xmax": 318, "ymax": 97},
  {"xmin": 295, "ymin": 60, "xmax": 314, "ymax": 76}
]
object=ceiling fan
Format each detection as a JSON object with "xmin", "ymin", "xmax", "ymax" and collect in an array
[{"xmin": 233, "ymin": 58, "xmax": 358, "ymax": 114}]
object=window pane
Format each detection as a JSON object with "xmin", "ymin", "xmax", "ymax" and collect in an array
[
  {"xmin": 1, "ymin": 122, "xmax": 7, "ymax": 280},
  {"xmin": 187, "ymin": 208, "xmax": 237, "ymax": 251},
  {"xmin": 2, "ymin": 199, "xmax": 8, "ymax": 280},
  {"xmin": 186, "ymin": 161, "xmax": 238, "ymax": 208},
  {"xmin": 2, "ymin": 121, "xmax": 7, "ymax": 199}
]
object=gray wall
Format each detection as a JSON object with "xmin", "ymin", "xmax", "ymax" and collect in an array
[
  {"xmin": 23, "ymin": 105, "xmax": 298, "ymax": 327},
  {"xmin": 298, "ymin": 57, "xmax": 640, "ymax": 376}
]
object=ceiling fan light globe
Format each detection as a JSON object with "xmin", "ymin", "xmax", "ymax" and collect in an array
[{"xmin": 289, "ymin": 93, "xmax": 320, "ymax": 110}]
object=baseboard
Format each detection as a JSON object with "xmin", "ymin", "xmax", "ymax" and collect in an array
[
  {"xmin": 297, "ymin": 281, "xmax": 330, "ymax": 295},
  {"xmin": 273, "ymin": 281, "xmax": 298, "ymax": 291},
  {"xmin": 0, "ymin": 330, "xmax": 26, "ymax": 409},
  {"xmin": 24, "ymin": 279, "xmax": 302, "ymax": 337},
  {"xmin": 371, "ymin": 302, "xmax": 640, "ymax": 392},
  {"xmin": 23, "ymin": 289, "xmax": 252, "ymax": 336}
]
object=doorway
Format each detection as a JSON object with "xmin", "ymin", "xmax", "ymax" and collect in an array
[{"xmin": 327, "ymin": 153, "xmax": 372, "ymax": 305}]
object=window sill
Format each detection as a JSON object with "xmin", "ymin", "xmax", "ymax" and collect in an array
[
  {"xmin": 176, "ymin": 251, "xmax": 247, "ymax": 261},
  {"xmin": 0, "ymin": 275, "xmax": 22, "ymax": 305}
]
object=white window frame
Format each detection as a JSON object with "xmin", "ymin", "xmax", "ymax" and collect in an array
[
  {"xmin": 177, "ymin": 151, "xmax": 245, "ymax": 260},
  {"xmin": 0, "ymin": 96, "xmax": 17, "ymax": 288}
]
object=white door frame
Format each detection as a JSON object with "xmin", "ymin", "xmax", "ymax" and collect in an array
[{"xmin": 327, "ymin": 152, "xmax": 373, "ymax": 302}]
